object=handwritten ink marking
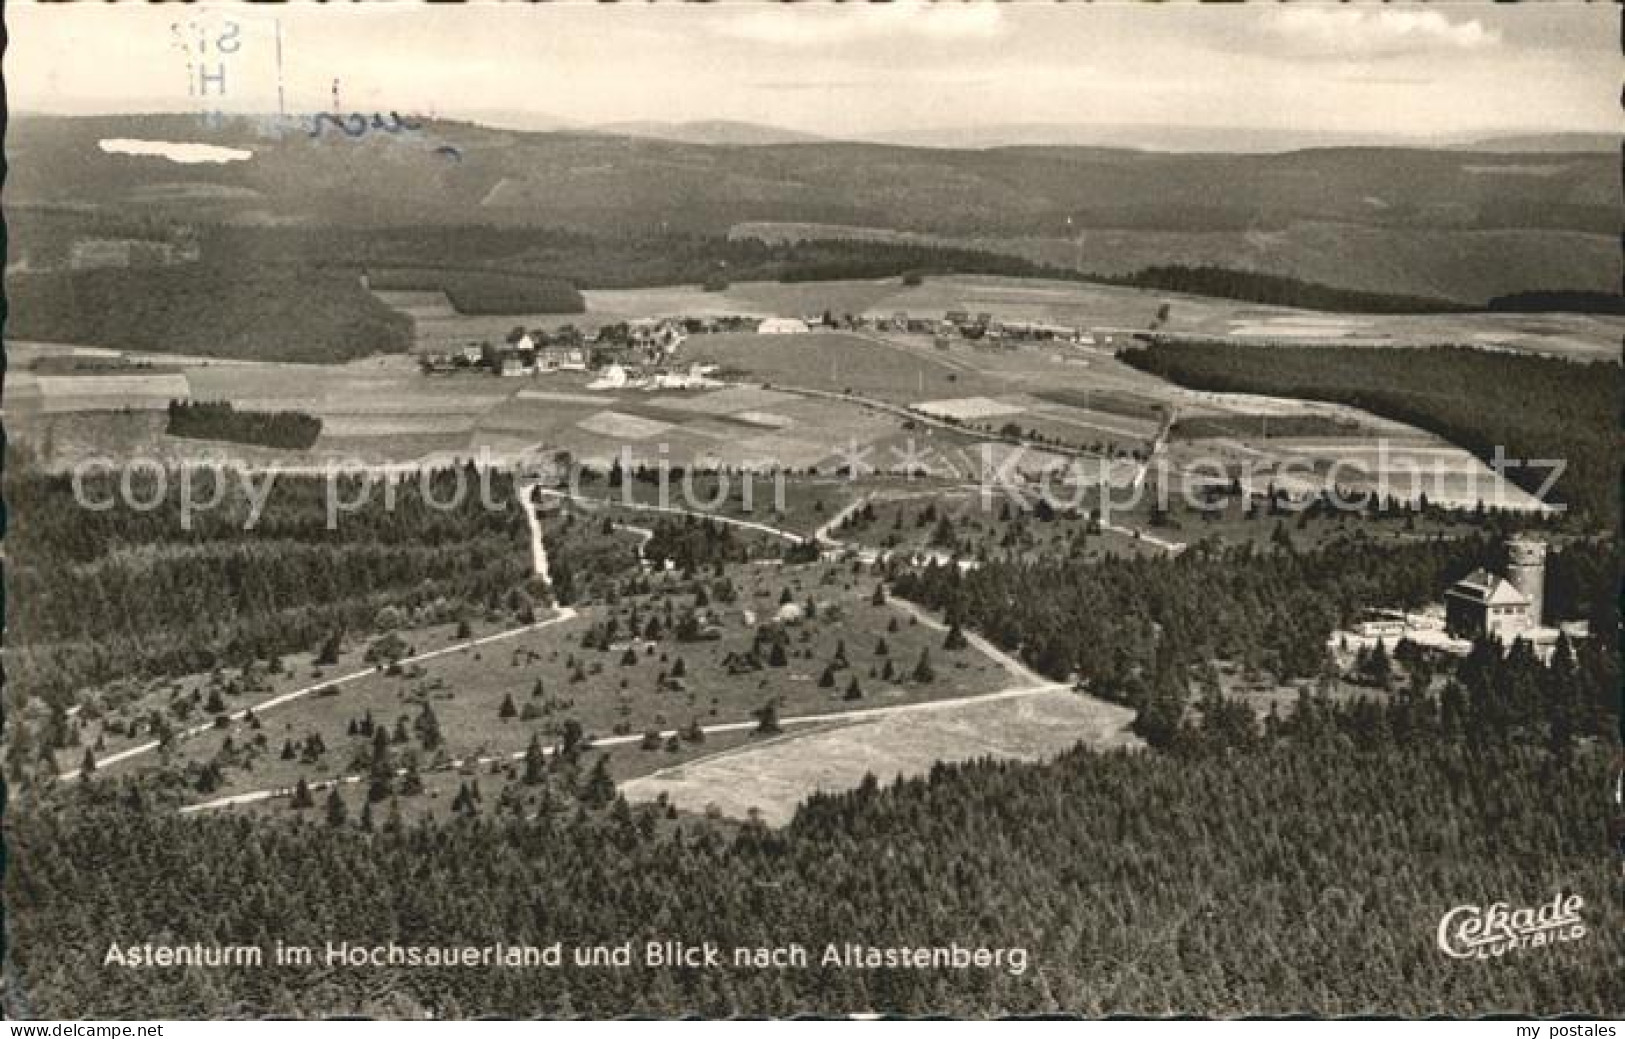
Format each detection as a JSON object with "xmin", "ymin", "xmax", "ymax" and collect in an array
[{"xmin": 306, "ymin": 111, "xmax": 425, "ymax": 139}]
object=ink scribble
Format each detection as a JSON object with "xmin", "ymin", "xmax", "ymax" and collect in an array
[{"xmin": 306, "ymin": 111, "xmax": 424, "ymax": 139}]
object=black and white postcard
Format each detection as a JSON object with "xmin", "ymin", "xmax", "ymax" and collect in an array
[{"xmin": 1, "ymin": 1, "xmax": 1620, "ymax": 1023}]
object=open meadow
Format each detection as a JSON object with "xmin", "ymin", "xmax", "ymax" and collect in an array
[
  {"xmin": 78, "ymin": 555, "xmax": 1016, "ymax": 817},
  {"xmin": 621, "ymin": 687, "xmax": 1140, "ymax": 826}
]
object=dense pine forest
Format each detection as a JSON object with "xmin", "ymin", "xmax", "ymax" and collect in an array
[
  {"xmin": 1487, "ymin": 290, "xmax": 1625, "ymax": 315},
  {"xmin": 2, "ymin": 455, "xmax": 539, "ymax": 708},
  {"xmin": 1099, "ymin": 265, "xmax": 1462, "ymax": 314},
  {"xmin": 5, "ymin": 261, "xmax": 413, "ymax": 363},
  {"xmin": 891, "ymin": 534, "xmax": 1618, "ymax": 743},
  {"xmin": 1121, "ymin": 342, "xmax": 1622, "ymax": 527},
  {"xmin": 23, "ymin": 210, "xmax": 1587, "ymax": 368},
  {"xmin": 165, "ymin": 400, "xmax": 323, "ymax": 451},
  {"xmin": 365, "ymin": 268, "xmax": 587, "ymax": 316},
  {"xmin": 3, "ymin": 489, "xmax": 1618, "ymax": 1016},
  {"xmin": 7, "ymin": 657, "xmax": 1616, "ymax": 1017}
]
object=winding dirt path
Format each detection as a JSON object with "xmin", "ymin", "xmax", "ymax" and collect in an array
[
  {"xmin": 64, "ymin": 486, "xmax": 570, "ymax": 783},
  {"xmin": 179, "ymin": 676, "xmax": 1071, "ymax": 814},
  {"xmin": 61, "ymin": 607, "xmax": 579, "ymax": 782}
]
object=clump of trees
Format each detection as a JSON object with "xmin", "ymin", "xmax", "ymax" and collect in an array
[
  {"xmin": 1099, "ymin": 264, "xmax": 1464, "ymax": 314},
  {"xmin": 166, "ymin": 400, "xmax": 322, "ymax": 450},
  {"xmin": 368, "ymin": 267, "xmax": 585, "ymax": 315},
  {"xmin": 7, "ymin": 257, "xmax": 411, "ymax": 362}
]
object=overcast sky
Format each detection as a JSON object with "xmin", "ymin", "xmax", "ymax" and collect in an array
[{"xmin": 9, "ymin": 1, "xmax": 1619, "ymax": 143}]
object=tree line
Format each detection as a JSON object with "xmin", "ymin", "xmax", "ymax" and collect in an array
[
  {"xmin": 5, "ymin": 259, "xmax": 411, "ymax": 363},
  {"xmin": 1098, "ymin": 264, "xmax": 1464, "ymax": 313},
  {"xmin": 9, "ymin": 634, "xmax": 1615, "ymax": 1017},
  {"xmin": 366, "ymin": 268, "xmax": 586, "ymax": 315},
  {"xmin": 3, "ymin": 459, "xmax": 538, "ymax": 710},
  {"xmin": 165, "ymin": 400, "xmax": 323, "ymax": 450},
  {"xmin": 889, "ymin": 532, "xmax": 1616, "ymax": 740},
  {"xmin": 1121, "ymin": 341, "xmax": 1621, "ymax": 527}
]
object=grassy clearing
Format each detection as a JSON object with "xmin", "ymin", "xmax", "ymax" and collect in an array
[
  {"xmin": 261, "ymin": 724, "xmax": 787, "ymax": 825},
  {"xmin": 1170, "ymin": 413, "xmax": 1366, "ymax": 441},
  {"xmin": 557, "ymin": 471, "xmax": 865, "ymax": 537},
  {"xmin": 684, "ymin": 331, "xmax": 999, "ymax": 404},
  {"xmin": 621, "ymin": 687, "xmax": 1139, "ymax": 826},
  {"xmin": 145, "ymin": 559, "xmax": 1007, "ymax": 807},
  {"xmin": 52, "ymin": 615, "xmax": 527, "ymax": 776},
  {"xmin": 839, "ymin": 491, "xmax": 1163, "ymax": 564}
]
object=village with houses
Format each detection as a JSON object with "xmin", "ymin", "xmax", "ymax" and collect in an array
[{"xmin": 415, "ymin": 307, "xmax": 1113, "ymax": 384}]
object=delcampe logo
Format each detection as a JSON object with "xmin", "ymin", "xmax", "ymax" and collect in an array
[{"xmin": 1436, "ymin": 892, "xmax": 1586, "ymax": 960}]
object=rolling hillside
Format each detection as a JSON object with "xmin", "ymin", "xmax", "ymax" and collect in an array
[{"xmin": 8, "ymin": 113, "xmax": 1618, "ymax": 304}]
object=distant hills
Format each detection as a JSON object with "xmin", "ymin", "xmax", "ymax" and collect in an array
[
  {"xmin": 582, "ymin": 120, "xmax": 828, "ymax": 146},
  {"xmin": 570, "ymin": 119, "xmax": 1618, "ymax": 155},
  {"xmin": 446, "ymin": 113, "xmax": 1616, "ymax": 155},
  {"xmin": 1451, "ymin": 133, "xmax": 1618, "ymax": 154},
  {"xmin": 7, "ymin": 113, "xmax": 1618, "ymax": 304},
  {"xmin": 847, "ymin": 123, "xmax": 1434, "ymax": 153}
]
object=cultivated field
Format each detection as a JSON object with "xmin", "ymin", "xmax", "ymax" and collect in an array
[
  {"xmin": 573, "ymin": 274, "xmax": 1622, "ymax": 362},
  {"xmin": 10, "ymin": 272, "xmax": 1585, "ymax": 516}
]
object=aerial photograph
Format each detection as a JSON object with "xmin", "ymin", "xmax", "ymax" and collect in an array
[{"xmin": 1, "ymin": 1, "xmax": 1619, "ymax": 1022}]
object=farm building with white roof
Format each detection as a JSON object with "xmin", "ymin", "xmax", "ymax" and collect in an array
[{"xmin": 757, "ymin": 317, "xmax": 810, "ymax": 335}]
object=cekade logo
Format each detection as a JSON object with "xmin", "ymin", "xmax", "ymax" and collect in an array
[{"xmin": 1437, "ymin": 892, "xmax": 1586, "ymax": 959}]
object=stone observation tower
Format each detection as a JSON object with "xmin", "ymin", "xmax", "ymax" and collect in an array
[{"xmin": 1505, "ymin": 537, "xmax": 1548, "ymax": 629}]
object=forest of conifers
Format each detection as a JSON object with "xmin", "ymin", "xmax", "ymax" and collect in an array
[
  {"xmin": 5, "ymin": 219, "xmax": 1071, "ymax": 361},
  {"xmin": 1097, "ymin": 265, "xmax": 1461, "ymax": 313},
  {"xmin": 165, "ymin": 400, "xmax": 323, "ymax": 451},
  {"xmin": 21, "ymin": 209, "xmax": 1605, "ymax": 365},
  {"xmin": 8, "ymin": 643, "xmax": 1617, "ymax": 1017},
  {"xmin": 890, "ymin": 532, "xmax": 1618, "ymax": 742},
  {"xmin": 2, "ymin": 458, "xmax": 539, "ymax": 709},
  {"xmin": 6, "ymin": 482, "xmax": 1619, "ymax": 1016},
  {"xmin": 365, "ymin": 268, "xmax": 588, "ymax": 316},
  {"xmin": 1121, "ymin": 342, "xmax": 1621, "ymax": 527},
  {"xmin": 5, "ymin": 261, "xmax": 414, "ymax": 363}
]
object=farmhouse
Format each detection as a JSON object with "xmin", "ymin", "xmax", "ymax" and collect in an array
[
  {"xmin": 626, "ymin": 319, "xmax": 685, "ymax": 353},
  {"xmin": 69, "ymin": 236, "xmax": 198, "ymax": 271},
  {"xmin": 535, "ymin": 346, "xmax": 588, "ymax": 372},
  {"xmin": 758, "ymin": 317, "xmax": 811, "ymax": 335},
  {"xmin": 648, "ymin": 364, "xmax": 722, "ymax": 390},
  {"xmin": 587, "ymin": 363, "xmax": 630, "ymax": 390}
]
